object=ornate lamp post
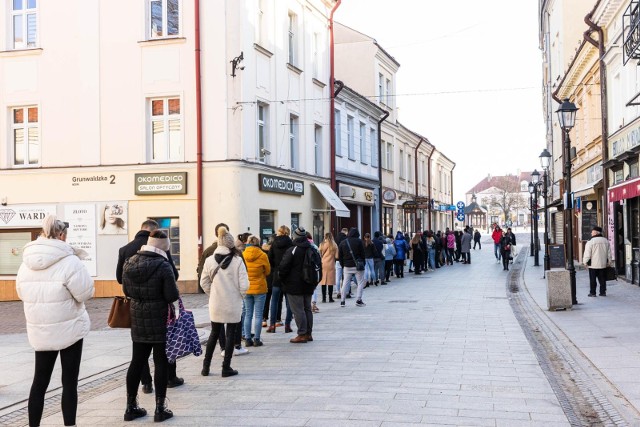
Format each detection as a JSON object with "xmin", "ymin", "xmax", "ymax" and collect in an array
[
  {"xmin": 556, "ymin": 98, "xmax": 579, "ymax": 305},
  {"xmin": 539, "ymin": 148, "xmax": 552, "ymax": 273},
  {"xmin": 531, "ymin": 169, "xmax": 541, "ymax": 267},
  {"xmin": 528, "ymin": 182, "xmax": 535, "ymax": 258}
]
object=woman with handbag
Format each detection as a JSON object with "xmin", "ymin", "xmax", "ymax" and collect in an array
[
  {"xmin": 500, "ymin": 230, "xmax": 512, "ymax": 271},
  {"xmin": 200, "ymin": 227, "xmax": 249, "ymax": 377},
  {"xmin": 16, "ymin": 215, "xmax": 94, "ymax": 427},
  {"xmin": 122, "ymin": 230, "xmax": 180, "ymax": 422}
]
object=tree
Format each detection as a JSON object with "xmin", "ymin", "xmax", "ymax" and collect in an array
[{"xmin": 487, "ymin": 176, "xmax": 528, "ymax": 223}]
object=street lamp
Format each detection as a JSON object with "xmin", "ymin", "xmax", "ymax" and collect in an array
[
  {"xmin": 539, "ymin": 148, "xmax": 552, "ymax": 274},
  {"xmin": 556, "ymin": 98, "xmax": 579, "ymax": 305},
  {"xmin": 531, "ymin": 169, "xmax": 541, "ymax": 267},
  {"xmin": 528, "ymin": 181, "xmax": 535, "ymax": 259}
]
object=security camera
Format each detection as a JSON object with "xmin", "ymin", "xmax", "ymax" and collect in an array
[{"xmin": 260, "ymin": 148, "xmax": 271, "ymax": 156}]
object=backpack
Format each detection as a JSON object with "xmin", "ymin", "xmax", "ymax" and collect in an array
[{"xmin": 293, "ymin": 246, "xmax": 322, "ymax": 286}]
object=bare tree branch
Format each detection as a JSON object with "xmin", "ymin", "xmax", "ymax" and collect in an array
[{"xmin": 487, "ymin": 176, "xmax": 528, "ymax": 223}]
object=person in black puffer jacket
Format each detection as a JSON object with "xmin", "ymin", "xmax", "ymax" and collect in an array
[
  {"xmin": 122, "ymin": 230, "xmax": 179, "ymax": 423},
  {"xmin": 338, "ymin": 227, "xmax": 366, "ymax": 307},
  {"xmin": 279, "ymin": 227, "xmax": 317, "ymax": 343},
  {"xmin": 266, "ymin": 225, "xmax": 294, "ymax": 333}
]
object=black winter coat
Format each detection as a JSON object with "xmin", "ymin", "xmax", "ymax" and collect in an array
[
  {"xmin": 338, "ymin": 229, "xmax": 365, "ymax": 268},
  {"xmin": 117, "ymin": 230, "xmax": 178, "ymax": 284},
  {"xmin": 123, "ymin": 251, "xmax": 180, "ymax": 343},
  {"xmin": 373, "ymin": 237, "xmax": 384, "ymax": 259},
  {"xmin": 278, "ymin": 237, "xmax": 315, "ymax": 295},
  {"xmin": 267, "ymin": 235, "xmax": 293, "ymax": 288}
]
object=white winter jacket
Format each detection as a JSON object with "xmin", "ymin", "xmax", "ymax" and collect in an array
[
  {"xmin": 200, "ymin": 246, "xmax": 249, "ymax": 323},
  {"xmin": 16, "ymin": 237, "xmax": 94, "ymax": 351},
  {"xmin": 583, "ymin": 235, "xmax": 611, "ymax": 269}
]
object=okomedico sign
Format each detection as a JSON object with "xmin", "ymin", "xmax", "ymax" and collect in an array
[
  {"xmin": 258, "ymin": 174, "xmax": 304, "ymax": 196},
  {"xmin": 135, "ymin": 172, "xmax": 187, "ymax": 195}
]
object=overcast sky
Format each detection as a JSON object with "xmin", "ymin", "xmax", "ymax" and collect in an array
[{"xmin": 335, "ymin": 0, "xmax": 545, "ymax": 204}]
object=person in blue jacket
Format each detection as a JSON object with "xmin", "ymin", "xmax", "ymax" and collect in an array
[{"xmin": 393, "ymin": 231, "xmax": 409, "ymax": 278}]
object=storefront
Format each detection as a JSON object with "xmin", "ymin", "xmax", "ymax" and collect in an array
[{"xmin": 334, "ymin": 182, "xmax": 377, "ymax": 235}]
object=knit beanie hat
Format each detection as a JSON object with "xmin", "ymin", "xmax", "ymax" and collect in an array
[
  {"xmin": 293, "ymin": 227, "xmax": 307, "ymax": 238},
  {"xmin": 218, "ymin": 226, "xmax": 235, "ymax": 249},
  {"xmin": 147, "ymin": 230, "xmax": 170, "ymax": 251}
]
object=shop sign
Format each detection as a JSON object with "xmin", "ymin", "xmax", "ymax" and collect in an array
[
  {"xmin": 0, "ymin": 204, "xmax": 56, "ymax": 227},
  {"xmin": 611, "ymin": 122, "xmax": 640, "ymax": 158},
  {"xmin": 71, "ymin": 174, "xmax": 117, "ymax": 187},
  {"xmin": 135, "ymin": 172, "xmax": 187, "ymax": 195},
  {"xmin": 64, "ymin": 205, "xmax": 97, "ymax": 276},
  {"xmin": 259, "ymin": 174, "xmax": 304, "ymax": 196}
]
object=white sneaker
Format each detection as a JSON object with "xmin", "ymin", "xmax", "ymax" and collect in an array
[{"xmin": 234, "ymin": 347, "xmax": 249, "ymax": 356}]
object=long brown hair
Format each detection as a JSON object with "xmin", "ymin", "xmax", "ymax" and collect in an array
[{"xmin": 363, "ymin": 233, "xmax": 372, "ymax": 247}]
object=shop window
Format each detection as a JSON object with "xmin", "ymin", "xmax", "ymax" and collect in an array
[
  {"xmin": 291, "ymin": 213, "xmax": 300, "ymax": 233},
  {"xmin": 0, "ymin": 230, "xmax": 39, "ymax": 274},
  {"xmin": 151, "ymin": 217, "xmax": 180, "ymax": 270},
  {"xmin": 259, "ymin": 210, "xmax": 275, "ymax": 245},
  {"xmin": 630, "ymin": 162, "xmax": 639, "ymax": 179},
  {"xmin": 313, "ymin": 213, "xmax": 324, "ymax": 244}
]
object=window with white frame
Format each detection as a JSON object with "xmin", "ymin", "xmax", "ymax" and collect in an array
[
  {"xmin": 359, "ymin": 122, "xmax": 367, "ymax": 163},
  {"xmin": 347, "ymin": 116, "xmax": 355, "ymax": 160},
  {"xmin": 399, "ymin": 149, "xmax": 405, "ymax": 178},
  {"xmin": 289, "ymin": 114, "xmax": 299, "ymax": 170},
  {"xmin": 370, "ymin": 128, "xmax": 378, "ymax": 167},
  {"xmin": 11, "ymin": 106, "xmax": 39, "ymax": 166},
  {"xmin": 335, "ymin": 109, "xmax": 342, "ymax": 156},
  {"xmin": 385, "ymin": 142, "xmax": 393, "ymax": 170},
  {"xmin": 408, "ymin": 154, "xmax": 413, "ymax": 181},
  {"xmin": 312, "ymin": 32, "xmax": 319, "ymax": 79},
  {"xmin": 378, "ymin": 73, "xmax": 384, "ymax": 103},
  {"xmin": 149, "ymin": 0, "xmax": 180, "ymax": 39},
  {"xmin": 386, "ymin": 78, "xmax": 392, "ymax": 107},
  {"xmin": 314, "ymin": 125, "xmax": 322, "ymax": 175},
  {"xmin": 257, "ymin": 103, "xmax": 268, "ymax": 162},
  {"xmin": 288, "ymin": 12, "xmax": 297, "ymax": 65},
  {"xmin": 150, "ymin": 97, "xmax": 182, "ymax": 162},
  {"xmin": 11, "ymin": 0, "xmax": 37, "ymax": 49},
  {"xmin": 420, "ymin": 160, "xmax": 425, "ymax": 185}
]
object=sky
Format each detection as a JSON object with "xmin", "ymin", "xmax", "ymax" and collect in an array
[{"xmin": 335, "ymin": 0, "xmax": 546, "ymax": 204}]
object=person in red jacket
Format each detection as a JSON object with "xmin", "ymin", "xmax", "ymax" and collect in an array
[{"xmin": 491, "ymin": 224, "xmax": 503, "ymax": 263}]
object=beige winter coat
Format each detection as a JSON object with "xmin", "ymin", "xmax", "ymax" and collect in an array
[
  {"xmin": 583, "ymin": 235, "xmax": 611, "ymax": 269},
  {"xmin": 318, "ymin": 240, "xmax": 338, "ymax": 285},
  {"xmin": 200, "ymin": 246, "xmax": 249, "ymax": 323}
]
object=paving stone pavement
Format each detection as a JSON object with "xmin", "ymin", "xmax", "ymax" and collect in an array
[{"xmin": 3, "ymin": 234, "xmax": 640, "ymax": 426}]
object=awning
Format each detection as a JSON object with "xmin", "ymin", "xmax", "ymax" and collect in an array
[
  {"xmin": 312, "ymin": 183, "xmax": 350, "ymax": 217},
  {"xmin": 608, "ymin": 176, "xmax": 640, "ymax": 202},
  {"xmin": 573, "ymin": 179, "xmax": 602, "ymax": 198}
]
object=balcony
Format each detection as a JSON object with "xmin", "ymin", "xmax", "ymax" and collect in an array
[{"xmin": 624, "ymin": 0, "xmax": 640, "ymax": 65}]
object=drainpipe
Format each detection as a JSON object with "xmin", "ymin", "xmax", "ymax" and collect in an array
[
  {"xmin": 195, "ymin": 0, "xmax": 203, "ymax": 259},
  {"xmin": 427, "ymin": 147, "xmax": 435, "ymax": 230},
  {"xmin": 329, "ymin": 0, "xmax": 342, "ymax": 234},
  {"xmin": 585, "ymin": 4, "xmax": 609, "ymax": 237},
  {"xmin": 414, "ymin": 138, "xmax": 423, "ymax": 231},
  {"xmin": 450, "ymin": 165, "xmax": 456, "ymax": 229},
  {"xmin": 378, "ymin": 110, "xmax": 389, "ymax": 233}
]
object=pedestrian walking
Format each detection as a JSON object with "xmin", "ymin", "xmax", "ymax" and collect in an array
[
  {"xmin": 16, "ymin": 215, "xmax": 95, "ymax": 427},
  {"xmin": 318, "ymin": 232, "xmax": 338, "ymax": 302},
  {"xmin": 583, "ymin": 225, "xmax": 612, "ymax": 297},
  {"xmin": 393, "ymin": 231, "xmax": 409, "ymax": 278},
  {"xmin": 242, "ymin": 235, "xmax": 270, "ymax": 347},
  {"xmin": 383, "ymin": 237, "xmax": 396, "ymax": 282},
  {"xmin": 122, "ymin": 230, "xmax": 179, "ymax": 422},
  {"xmin": 492, "ymin": 225, "xmax": 503, "ymax": 263},
  {"xmin": 339, "ymin": 227, "xmax": 367, "ymax": 307},
  {"xmin": 200, "ymin": 226, "xmax": 249, "ymax": 377},
  {"xmin": 499, "ymin": 230, "xmax": 512, "ymax": 271},
  {"xmin": 116, "ymin": 219, "xmax": 183, "ymax": 392},
  {"xmin": 279, "ymin": 227, "xmax": 319, "ymax": 342},
  {"xmin": 461, "ymin": 227, "xmax": 472, "ymax": 264},
  {"xmin": 473, "ymin": 229, "xmax": 481, "ymax": 249},
  {"xmin": 334, "ymin": 228, "xmax": 349, "ymax": 298},
  {"xmin": 266, "ymin": 225, "xmax": 294, "ymax": 333},
  {"xmin": 506, "ymin": 227, "xmax": 517, "ymax": 262}
]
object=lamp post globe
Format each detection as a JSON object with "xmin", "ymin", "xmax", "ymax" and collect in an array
[
  {"xmin": 539, "ymin": 148, "xmax": 552, "ymax": 170},
  {"xmin": 556, "ymin": 98, "xmax": 578, "ymax": 131},
  {"xmin": 531, "ymin": 169, "xmax": 540, "ymax": 184}
]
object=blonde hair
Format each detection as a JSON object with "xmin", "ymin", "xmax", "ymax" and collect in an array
[
  {"xmin": 247, "ymin": 235, "xmax": 260, "ymax": 246},
  {"xmin": 277, "ymin": 225, "xmax": 290, "ymax": 236},
  {"xmin": 42, "ymin": 214, "xmax": 68, "ymax": 239}
]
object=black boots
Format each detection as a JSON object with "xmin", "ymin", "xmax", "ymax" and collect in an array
[
  {"xmin": 221, "ymin": 366, "xmax": 239, "ymax": 377},
  {"xmin": 201, "ymin": 358, "xmax": 211, "ymax": 376},
  {"xmin": 154, "ymin": 397, "xmax": 173, "ymax": 422},
  {"xmin": 124, "ymin": 394, "xmax": 147, "ymax": 421},
  {"xmin": 328, "ymin": 286, "xmax": 334, "ymax": 302}
]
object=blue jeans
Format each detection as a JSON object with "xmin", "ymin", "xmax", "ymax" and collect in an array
[
  {"xmin": 374, "ymin": 258, "xmax": 384, "ymax": 281},
  {"xmin": 494, "ymin": 243, "xmax": 501, "ymax": 260},
  {"xmin": 365, "ymin": 258, "xmax": 375, "ymax": 282},
  {"xmin": 243, "ymin": 293, "xmax": 266, "ymax": 340},
  {"xmin": 428, "ymin": 248, "xmax": 435, "ymax": 270},
  {"xmin": 335, "ymin": 261, "xmax": 343, "ymax": 294},
  {"xmin": 269, "ymin": 287, "xmax": 293, "ymax": 326}
]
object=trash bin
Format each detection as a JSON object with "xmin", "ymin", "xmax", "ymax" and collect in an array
[{"xmin": 633, "ymin": 248, "xmax": 640, "ymax": 285}]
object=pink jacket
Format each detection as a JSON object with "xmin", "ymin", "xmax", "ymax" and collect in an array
[{"xmin": 447, "ymin": 233, "xmax": 455, "ymax": 249}]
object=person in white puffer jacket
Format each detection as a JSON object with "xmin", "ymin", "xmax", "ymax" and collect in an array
[{"xmin": 16, "ymin": 214, "xmax": 94, "ymax": 427}]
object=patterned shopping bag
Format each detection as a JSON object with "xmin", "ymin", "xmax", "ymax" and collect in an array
[{"xmin": 166, "ymin": 297, "xmax": 202, "ymax": 363}]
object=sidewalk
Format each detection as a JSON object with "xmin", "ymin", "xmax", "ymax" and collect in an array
[{"xmin": 2, "ymin": 239, "xmax": 639, "ymax": 425}]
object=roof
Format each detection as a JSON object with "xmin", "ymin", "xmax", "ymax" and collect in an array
[
  {"xmin": 467, "ymin": 172, "xmax": 533, "ymax": 195},
  {"xmin": 464, "ymin": 201, "xmax": 487, "ymax": 214}
]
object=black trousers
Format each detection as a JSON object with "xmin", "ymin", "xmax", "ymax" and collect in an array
[
  {"xmin": 127, "ymin": 342, "xmax": 168, "ymax": 399},
  {"xmin": 589, "ymin": 268, "xmax": 607, "ymax": 295},
  {"xmin": 393, "ymin": 259, "xmax": 404, "ymax": 277},
  {"xmin": 29, "ymin": 339, "xmax": 83, "ymax": 427},
  {"xmin": 204, "ymin": 322, "xmax": 239, "ymax": 368},
  {"xmin": 502, "ymin": 250, "xmax": 510, "ymax": 270},
  {"xmin": 384, "ymin": 260, "xmax": 393, "ymax": 280},
  {"xmin": 473, "ymin": 240, "xmax": 481, "ymax": 249},
  {"xmin": 141, "ymin": 359, "xmax": 177, "ymax": 385}
]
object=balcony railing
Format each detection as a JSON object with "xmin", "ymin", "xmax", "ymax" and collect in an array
[{"xmin": 624, "ymin": 0, "xmax": 640, "ymax": 65}]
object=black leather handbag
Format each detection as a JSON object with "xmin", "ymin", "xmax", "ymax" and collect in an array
[{"xmin": 605, "ymin": 266, "xmax": 617, "ymax": 281}]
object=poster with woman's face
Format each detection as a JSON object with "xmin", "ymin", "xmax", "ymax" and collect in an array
[{"xmin": 98, "ymin": 202, "xmax": 128, "ymax": 235}]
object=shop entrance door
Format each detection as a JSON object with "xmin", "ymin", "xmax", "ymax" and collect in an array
[
  {"xmin": 615, "ymin": 202, "xmax": 625, "ymax": 274},
  {"xmin": 259, "ymin": 210, "xmax": 275, "ymax": 245}
]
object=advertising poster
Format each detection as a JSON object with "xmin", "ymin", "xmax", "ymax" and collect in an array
[
  {"xmin": 97, "ymin": 201, "xmax": 128, "ymax": 235},
  {"xmin": 64, "ymin": 204, "xmax": 97, "ymax": 276}
]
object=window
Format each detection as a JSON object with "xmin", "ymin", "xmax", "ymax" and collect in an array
[
  {"xmin": 408, "ymin": 154, "xmax": 413, "ymax": 181},
  {"xmin": 0, "ymin": 230, "xmax": 38, "ymax": 274},
  {"xmin": 288, "ymin": 12, "xmax": 297, "ymax": 65},
  {"xmin": 378, "ymin": 73, "xmax": 384, "ymax": 103},
  {"xmin": 256, "ymin": 0, "xmax": 265, "ymax": 45},
  {"xmin": 347, "ymin": 116, "xmax": 355, "ymax": 160},
  {"xmin": 289, "ymin": 114, "xmax": 298, "ymax": 170},
  {"xmin": 11, "ymin": 0, "xmax": 37, "ymax": 49},
  {"xmin": 386, "ymin": 78, "xmax": 392, "ymax": 106},
  {"xmin": 371, "ymin": 129, "xmax": 378, "ymax": 167},
  {"xmin": 312, "ymin": 32, "xmax": 319, "ymax": 79},
  {"xmin": 385, "ymin": 142, "xmax": 393, "ymax": 170},
  {"xmin": 334, "ymin": 109, "xmax": 342, "ymax": 156},
  {"xmin": 291, "ymin": 213, "xmax": 300, "ymax": 233},
  {"xmin": 420, "ymin": 160, "xmax": 425, "ymax": 185},
  {"xmin": 399, "ymin": 149, "xmax": 405, "ymax": 178},
  {"xmin": 11, "ymin": 106, "xmax": 39, "ymax": 166},
  {"xmin": 359, "ymin": 122, "xmax": 367, "ymax": 163},
  {"xmin": 150, "ymin": 97, "xmax": 182, "ymax": 162},
  {"xmin": 149, "ymin": 0, "xmax": 180, "ymax": 39},
  {"xmin": 257, "ymin": 103, "xmax": 268, "ymax": 162},
  {"xmin": 314, "ymin": 125, "xmax": 322, "ymax": 175},
  {"xmin": 630, "ymin": 161, "xmax": 639, "ymax": 179},
  {"xmin": 151, "ymin": 217, "xmax": 180, "ymax": 269}
]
